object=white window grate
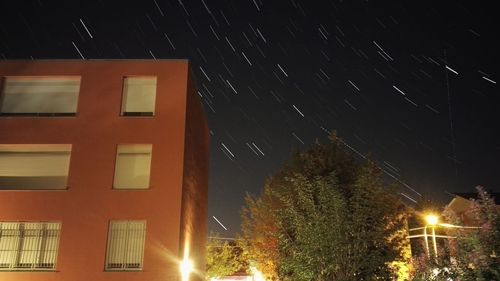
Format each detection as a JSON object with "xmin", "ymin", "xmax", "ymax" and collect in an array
[
  {"xmin": 0, "ymin": 222, "xmax": 61, "ymax": 271},
  {"xmin": 105, "ymin": 220, "xmax": 146, "ymax": 271}
]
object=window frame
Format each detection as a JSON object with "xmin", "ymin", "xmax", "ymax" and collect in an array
[
  {"xmin": 112, "ymin": 144, "xmax": 152, "ymax": 190},
  {"xmin": 0, "ymin": 144, "xmax": 72, "ymax": 190},
  {"xmin": 0, "ymin": 76, "xmax": 81, "ymax": 117},
  {"xmin": 120, "ymin": 76, "xmax": 157, "ymax": 117}
]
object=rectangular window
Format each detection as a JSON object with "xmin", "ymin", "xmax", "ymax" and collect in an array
[
  {"xmin": 0, "ymin": 76, "xmax": 80, "ymax": 116},
  {"xmin": 0, "ymin": 144, "xmax": 72, "ymax": 190},
  {"xmin": 121, "ymin": 77, "xmax": 157, "ymax": 116},
  {"xmin": 105, "ymin": 221, "xmax": 146, "ymax": 271},
  {"xmin": 0, "ymin": 222, "xmax": 61, "ymax": 271},
  {"xmin": 113, "ymin": 144, "xmax": 152, "ymax": 189}
]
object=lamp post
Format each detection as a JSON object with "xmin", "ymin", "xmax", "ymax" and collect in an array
[
  {"xmin": 423, "ymin": 225, "xmax": 430, "ymax": 259},
  {"xmin": 425, "ymin": 214, "xmax": 439, "ymax": 263}
]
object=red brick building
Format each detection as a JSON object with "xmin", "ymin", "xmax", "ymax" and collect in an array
[{"xmin": 0, "ymin": 60, "xmax": 209, "ymax": 281}]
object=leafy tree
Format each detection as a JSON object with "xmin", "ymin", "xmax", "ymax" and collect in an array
[
  {"xmin": 205, "ymin": 234, "xmax": 245, "ymax": 280},
  {"xmin": 272, "ymin": 172, "xmax": 347, "ymax": 280},
  {"xmin": 345, "ymin": 160, "xmax": 410, "ymax": 280},
  {"xmin": 240, "ymin": 189, "xmax": 281, "ymax": 280},
  {"xmin": 240, "ymin": 133, "xmax": 410, "ymax": 280}
]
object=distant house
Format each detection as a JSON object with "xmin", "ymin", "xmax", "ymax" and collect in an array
[{"xmin": 445, "ymin": 191, "xmax": 499, "ymax": 225}]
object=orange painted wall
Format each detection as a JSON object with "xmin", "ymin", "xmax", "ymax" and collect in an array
[{"xmin": 0, "ymin": 60, "xmax": 208, "ymax": 281}]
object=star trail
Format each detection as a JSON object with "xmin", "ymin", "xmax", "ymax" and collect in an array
[{"xmin": 0, "ymin": 0, "xmax": 498, "ymax": 236}]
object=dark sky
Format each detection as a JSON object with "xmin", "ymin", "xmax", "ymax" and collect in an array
[{"xmin": 1, "ymin": 0, "xmax": 498, "ymax": 237}]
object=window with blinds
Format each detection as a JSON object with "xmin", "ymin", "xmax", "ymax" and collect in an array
[
  {"xmin": 0, "ymin": 222, "xmax": 61, "ymax": 271},
  {"xmin": 0, "ymin": 144, "xmax": 72, "ymax": 190},
  {"xmin": 105, "ymin": 221, "xmax": 146, "ymax": 271},
  {"xmin": 113, "ymin": 144, "xmax": 152, "ymax": 189},
  {"xmin": 121, "ymin": 77, "xmax": 157, "ymax": 116},
  {"xmin": 0, "ymin": 76, "xmax": 80, "ymax": 116}
]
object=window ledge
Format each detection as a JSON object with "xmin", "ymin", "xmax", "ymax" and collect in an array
[
  {"xmin": 112, "ymin": 187, "xmax": 151, "ymax": 190},
  {"xmin": 121, "ymin": 112, "xmax": 154, "ymax": 117},
  {"xmin": 0, "ymin": 269, "xmax": 58, "ymax": 272},
  {"xmin": 104, "ymin": 269, "xmax": 143, "ymax": 272},
  {"xmin": 0, "ymin": 113, "xmax": 76, "ymax": 117},
  {"xmin": 0, "ymin": 188, "xmax": 69, "ymax": 191}
]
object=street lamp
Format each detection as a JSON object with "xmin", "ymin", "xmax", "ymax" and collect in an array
[
  {"xmin": 250, "ymin": 266, "xmax": 265, "ymax": 281},
  {"xmin": 408, "ymin": 215, "xmax": 482, "ymax": 264},
  {"xmin": 425, "ymin": 214, "xmax": 439, "ymax": 263},
  {"xmin": 180, "ymin": 258, "xmax": 193, "ymax": 281},
  {"xmin": 425, "ymin": 214, "xmax": 438, "ymax": 226}
]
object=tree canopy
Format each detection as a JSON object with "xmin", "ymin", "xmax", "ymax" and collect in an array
[
  {"xmin": 240, "ymin": 134, "xmax": 410, "ymax": 280},
  {"xmin": 205, "ymin": 234, "xmax": 246, "ymax": 280}
]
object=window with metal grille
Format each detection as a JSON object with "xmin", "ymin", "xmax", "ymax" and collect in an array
[
  {"xmin": 0, "ymin": 76, "xmax": 80, "ymax": 116},
  {"xmin": 0, "ymin": 222, "xmax": 61, "ymax": 271},
  {"xmin": 120, "ymin": 77, "xmax": 157, "ymax": 116},
  {"xmin": 105, "ymin": 221, "xmax": 146, "ymax": 271}
]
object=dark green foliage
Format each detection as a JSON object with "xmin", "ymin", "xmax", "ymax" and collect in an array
[
  {"xmin": 272, "ymin": 172, "xmax": 347, "ymax": 280},
  {"xmin": 240, "ymin": 133, "xmax": 410, "ymax": 281}
]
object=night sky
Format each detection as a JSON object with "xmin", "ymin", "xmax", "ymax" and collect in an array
[{"xmin": 1, "ymin": 0, "xmax": 498, "ymax": 237}]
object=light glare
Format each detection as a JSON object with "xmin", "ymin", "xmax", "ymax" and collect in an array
[
  {"xmin": 180, "ymin": 258, "xmax": 193, "ymax": 281},
  {"xmin": 425, "ymin": 214, "xmax": 438, "ymax": 225}
]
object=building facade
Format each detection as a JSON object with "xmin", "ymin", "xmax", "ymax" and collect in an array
[{"xmin": 0, "ymin": 60, "xmax": 209, "ymax": 281}]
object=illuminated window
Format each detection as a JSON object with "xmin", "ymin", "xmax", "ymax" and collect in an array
[
  {"xmin": 113, "ymin": 144, "xmax": 152, "ymax": 189},
  {"xmin": 105, "ymin": 221, "xmax": 146, "ymax": 271},
  {"xmin": 121, "ymin": 77, "xmax": 157, "ymax": 116},
  {"xmin": 0, "ymin": 144, "xmax": 71, "ymax": 190},
  {"xmin": 0, "ymin": 76, "xmax": 80, "ymax": 116},
  {"xmin": 0, "ymin": 222, "xmax": 61, "ymax": 271}
]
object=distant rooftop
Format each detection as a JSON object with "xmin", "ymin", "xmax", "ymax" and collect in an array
[{"xmin": 452, "ymin": 192, "xmax": 500, "ymax": 205}]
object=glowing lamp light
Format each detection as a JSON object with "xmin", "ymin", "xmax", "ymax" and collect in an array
[
  {"xmin": 180, "ymin": 258, "xmax": 193, "ymax": 281},
  {"xmin": 425, "ymin": 214, "xmax": 439, "ymax": 226},
  {"xmin": 250, "ymin": 266, "xmax": 265, "ymax": 281}
]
